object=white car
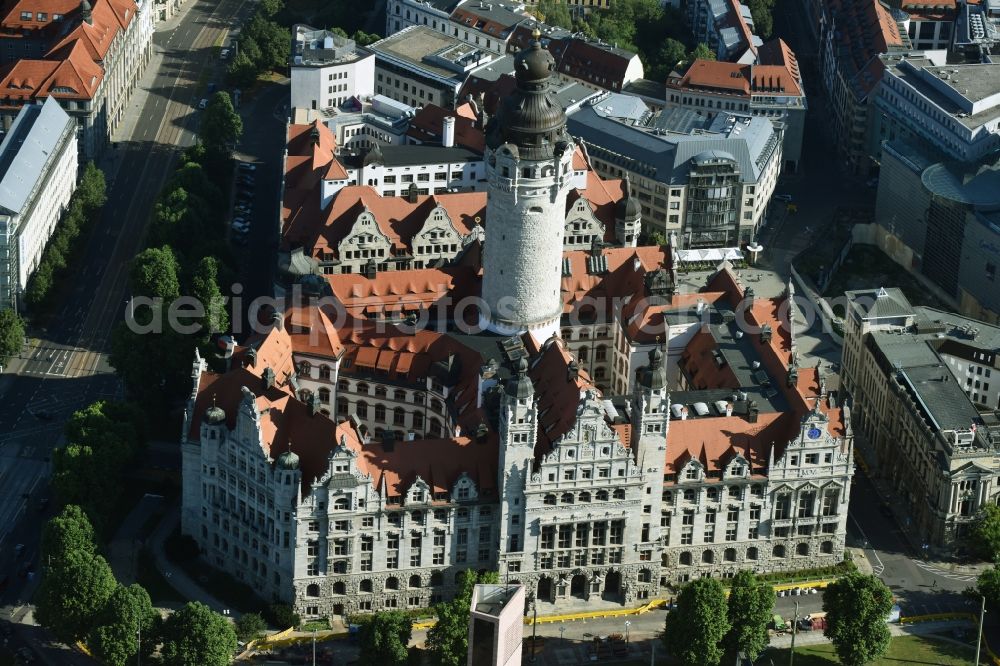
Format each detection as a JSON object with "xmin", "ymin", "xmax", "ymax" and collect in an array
[
  {"xmin": 197, "ymin": 98, "xmax": 208, "ymax": 110},
  {"xmin": 220, "ymin": 48, "xmax": 231, "ymax": 59}
]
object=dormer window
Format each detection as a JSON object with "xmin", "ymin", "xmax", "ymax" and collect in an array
[{"xmin": 685, "ymin": 466, "xmax": 699, "ymax": 480}]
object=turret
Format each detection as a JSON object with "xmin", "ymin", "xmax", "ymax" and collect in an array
[
  {"xmin": 497, "ymin": 355, "xmax": 537, "ymax": 557},
  {"xmin": 615, "ymin": 175, "xmax": 641, "ymax": 247},
  {"xmin": 630, "ymin": 344, "xmax": 669, "ymax": 546}
]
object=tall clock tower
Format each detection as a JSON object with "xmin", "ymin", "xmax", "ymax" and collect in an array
[{"xmin": 480, "ymin": 31, "xmax": 574, "ymax": 340}]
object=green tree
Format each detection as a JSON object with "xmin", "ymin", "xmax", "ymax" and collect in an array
[
  {"xmin": 52, "ymin": 444, "xmax": 115, "ymax": 522},
  {"xmin": 25, "ymin": 259, "xmax": 54, "ymax": 308},
  {"xmin": 40, "ymin": 504, "xmax": 97, "ymax": 567},
  {"xmin": 268, "ymin": 603, "xmax": 301, "ymax": 629},
  {"xmin": 726, "ymin": 570, "xmax": 773, "ymax": 661},
  {"xmin": 234, "ymin": 612, "xmax": 267, "ymax": 642},
  {"xmin": 647, "ymin": 230, "xmax": 668, "ymax": 246},
  {"xmin": 130, "ymin": 246, "xmax": 180, "ymax": 301},
  {"xmin": 351, "ymin": 29, "xmax": 381, "ymax": 46},
  {"xmin": 535, "ymin": 0, "xmax": 573, "ymax": 28},
  {"xmin": 657, "ymin": 38, "xmax": 687, "ymax": 76},
  {"xmin": 822, "ymin": 572, "xmax": 894, "ymax": 666},
  {"xmin": 0, "ymin": 308, "xmax": 25, "ymax": 367},
  {"xmin": 77, "ymin": 161, "xmax": 108, "ymax": 212},
  {"xmin": 258, "ymin": 0, "xmax": 283, "ymax": 17},
  {"xmin": 360, "ymin": 610, "xmax": 412, "ymax": 666},
  {"xmin": 89, "ymin": 584, "xmax": 159, "ymax": 666},
  {"xmin": 745, "ymin": 0, "xmax": 773, "ymax": 39},
  {"xmin": 662, "ymin": 578, "xmax": 730, "ymax": 666},
  {"xmin": 200, "ymin": 92, "xmax": 244, "ymax": 158},
  {"xmin": 160, "ymin": 602, "xmax": 238, "ymax": 666},
  {"xmin": 970, "ymin": 504, "xmax": 1000, "ymax": 562},
  {"xmin": 35, "ymin": 548, "xmax": 117, "ymax": 643},
  {"xmin": 227, "ymin": 51, "xmax": 259, "ymax": 90},
  {"xmin": 191, "ymin": 256, "xmax": 229, "ymax": 336},
  {"xmin": 238, "ymin": 36, "xmax": 264, "ymax": 70},
  {"xmin": 978, "ymin": 566, "xmax": 1000, "ymax": 609},
  {"xmin": 426, "ymin": 570, "xmax": 499, "ymax": 666},
  {"xmin": 690, "ymin": 42, "xmax": 716, "ymax": 61}
]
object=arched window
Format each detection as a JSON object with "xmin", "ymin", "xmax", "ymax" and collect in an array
[
  {"xmin": 318, "ymin": 388, "xmax": 331, "ymax": 403},
  {"xmin": 613, "ymin": 488, "xmax": 625, "ymax": 500},
  {"xmin": 409, "ymin": 575, "xmax": 421, "ymax": 588},
  {"xmin": 773, "ymin": 545, "xmax": 786, "ymax": 559},
  {"xmin": 374, "ymin": 404, "xmax": 386, "ymax": 422},
  {"xmin": 561, "ymin": 492, "xmax": 574, "ymax": 504},
  {"xmin": 338, "ymin": 379, "xmax": 350, "ymax": 391},
  {"xmin": 595, "ymin": 345, "xmax": 608, "ymax": 361},
  {"xmin": 544, "ymin": 494, "xmax": 557, "ymax": 506},
  {"xmin": 393, "ymin": 407, "xmax": 406, "ymax": 426},
  {"xmin": 724, "ymin": 548, "xmax": 737, "ymax": 562},
  {"xmin": 707, "ymin": 488, "xmax": 718, "ymax": 501},
  {"xmin": 386, "ymin": 576, "xmax": 399, "ymax": 590},
  {"xmin": 413, "ymin": 412, "xmax": 424, "ymax": 431},
  {"xmin": 360, "ymin": 579, "xmax": 373, "ymax": 593},
  {"xmin": 356, "ymin": 401, "xmax": 369, "ymax": 418},
  {"xmin": 333, "ymin": 581, "xmax": 346, "ymax": 594},
  {"xmin": 306, "ymin": 583, "xmax": 320, "ymax": 597},
  {"xmin": 746, "ymin": 547, "xmax": 758, "ymax": 560},
  {"xmin": 319, "ymin": 365, "xmax": 331, "ymax": 380},
  {"xmin": 683, "ymin": 489, "xmax": 696, "ymax": 501},
  {"xmin": 431, "ymin": 398, "xmax": 443, "ymax": 411},
  {"xmin": 394, "ymin": 389, "xmax": 407, "ymax": 401},
  {"xmin": 357, "ymin": 382, "xmax": 370, "ymax": 395},
  {"xmin": 336, "ymin": 397, "xmax": 349, "ymax": 415},
  {"xmin": 821, "ymin": 541, "xmax": 834, "ymax": 555},
  {"xmin": 430, "ymin": 571, "xmax": 444, "ymax": 586},
  {"xmin": 578, "ymin": 346, "xmax": 590, "ymax": 361},
  {"xmin": 796, "ymin": 543, "xmax": 810, "ymax": 556},
  {"xmin": 375, "ymin": 385, "xmax": 387, "ymax": 398},
  {"xmin": 299, "ymin": 361, "xmax": 312, "ymax": 376},
  {"xmin": 579, "ymin": 491, "xmax": 591, "ymax": 503},
  {"xmin": 334, "ymin": 497, "xmax": 350, "ymax": 510},
  {"xmin": 596, "ymin": 490, "xmax": 609, "ymax": 501},
  {"xmin": 637, "ymin": 568, "xmax": 652, "ymax": 583},
  {"xmin": 702, "ymin": 550, "xmax": 714, "ymax": 564},
  {"xmin": 679, "ymin": 551, "xmax": 692, "ymax": 566}
]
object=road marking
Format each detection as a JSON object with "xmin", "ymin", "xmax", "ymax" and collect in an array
[{"xmin": 849, "ymin": 513, "xmax": 886, "ymax": 576}]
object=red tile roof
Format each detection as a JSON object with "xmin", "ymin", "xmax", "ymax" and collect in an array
[{"xmin": 406, "ymin": 103, "xmax": 485, "ymax": 152}]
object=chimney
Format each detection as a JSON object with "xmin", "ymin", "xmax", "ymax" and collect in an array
[
  {"xmin": 725, "ymin": 402, "xmax": 733, "ymax": 417},
  {"xmin": 680, "ymin": 406, "xmax": 688, "ymax": 420},
  {"xmin": 454, "ymin": 424, "xmax": 463, "ymax": 438},
  {"xmin": 407, "ymin": 183, "xmax": 419, "ymax": 203},
  {"xmin": 442, "ymin": 116, "xmax": 456, "ymax": 148},
  {"xmin": 271, "ymin": 310, "xmax": 284, "ymax": 331},
  {"xmin": 747, "ymin": 400, "xmax": 759, "ymax": 423},
  {"xmin": 263, "ymin": 367, "xmax": 276, "ymax": 390},
  {"xmin": 364, "ymin": 259, "xmax": 377, "ymax": 279}
]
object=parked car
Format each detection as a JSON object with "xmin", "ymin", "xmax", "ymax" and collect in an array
[
  {"xmin": 238, "ymin": 162, "xmax": 257, "ymax": 172},
  {"xmin": 773, "ymin": 193, "xmax": 792, "ymax": 202},
  {"xmin": 197, "ymin": 98, "xmax": 208, "ymax": 110},
  {"xmin": 220, "ymin": 47, "xmax": 231, "ymax": 59}
]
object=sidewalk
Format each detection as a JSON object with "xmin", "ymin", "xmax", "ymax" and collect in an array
[{"xmin": 146, "ymin": 504, "xmax": 236, "ymax": 616}]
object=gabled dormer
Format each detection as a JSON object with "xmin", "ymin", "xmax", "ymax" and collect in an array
[
  {"xmin": 406, "ymin": 476, "xmax": 431, "ymax": 505},
  {"xmin": 680, "ymin": 457, "xmax": 704, "ymax": 482},
  {"xmin": 337, "ymin": 208, "xmax": 392, "ymax": 263},
  {"xmin": 723, "ymin": 453, "xmax": 749, "ymax": 480},
  {"xmin": 563, "ymin": 196, "xmax": 605, "ymax": 249},
  {"xmin": 452, "ymin": 472, "xmax": 478, "ymax": 502}
]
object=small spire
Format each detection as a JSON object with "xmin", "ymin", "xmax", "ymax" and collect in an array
[{"xmin": 532, "ymin": 27, "xmax": 541, "ymax": 40}]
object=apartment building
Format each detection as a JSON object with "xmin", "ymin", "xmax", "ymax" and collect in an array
[
  {"xmin": 385, "ymin": 0, "xmax": 468, "ymax": 36},
  {"xmin": 0, "ymin": 97, "xmax": 76, "ymax": 310},
  {"xmin": 567, "ymin": 92, "xmax": 782, "ymax": 247},
  {"xmin": 290, "ymin": 25, "xmax": 375, "ymax": 113},
  {"xmin": 0, "ymin": 0, "xmax": 154, "ymax": 160},
  {"xmin": 687, "ymin": 0, "xmax": 760, "ymax": 63},
  {"xmin": 819, "ymin": 0, "xmax": 909, "ymax": 175},
  {"xmin": 841, "ymin": 288, "xmax": 1000, "ymax": 550}
]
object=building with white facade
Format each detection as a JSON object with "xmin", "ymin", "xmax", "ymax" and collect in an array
[
  {"xmin": 290, "ymin": 25, "xmax": 375, "ymax": 113},
  {"xmin": 0, "ymin": 0, "xmax": 154, "ymax": 161},
  {"xmin": 567, "ymin": 92, "xmax": 782, "ymax": 246},
  {"xmin": 687, "ymin": 0, "xmax": 761, "ymax": 63},
  {"xmin": 468, "ymin": 584, "xmax": 524, "ymax": 666},
  {"xmin": 870, "ymin": 54, "xmax": 1000, "ymax": 164},
  {"xmin": 0, "ymin": 96, "xmax": 77, "ymax": 311},
  {"xmin": 386, "ymin": 0, "xmax": 469, "ymax": 37},
  {"xmin": 181, "ymin": 36, "xmax": 853, "ymax": 621},
  {"xmin": 841, "ymin": 287, "xmax": 1000, "ymax": 550}
]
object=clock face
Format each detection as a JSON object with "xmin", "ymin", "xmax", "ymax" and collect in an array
[{"xmin": 807, "ymin": 427, "xmax": 822, "ymax": 439}]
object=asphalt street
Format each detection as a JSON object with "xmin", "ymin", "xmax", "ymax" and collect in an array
[{"xmin": 0, "ymin": 0, "xmax": 261, "ymax": 660}]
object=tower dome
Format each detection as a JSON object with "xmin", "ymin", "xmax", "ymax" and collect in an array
[
  {"xmin": 638, "ymin": 345, "xmax": 666, "ymax": 391},
  {"xmin": 485, "ymin": 30, "xmax": 570, "ymax": 160},
  {"xmin": 505, "ymin": 357, "xmax": 534, "ymax": 399},
  {"xmin": 276, "ymin": 449, "xmax": 300, "ymax": 471},
  {"xmin": 204, "ymin": 401, "xmax": 226, "ymax": 426}
]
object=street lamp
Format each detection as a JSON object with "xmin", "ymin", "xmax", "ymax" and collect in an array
[
  {"xmin": 527, "ymin": 592, "xmax": 539, "ymax": 663},
  {"xmin": 559, "ymin": 625, "xmax": 566, "ymax": 646},
  {"xmin": 624, "ymin": 620, "xmax": 631, "ymax": 645},
  {"xmin": 312, "ymin": 629, "xmax": 317, "ymax": 666}
]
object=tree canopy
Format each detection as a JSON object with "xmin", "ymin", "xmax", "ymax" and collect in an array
[
  {"xmin": 0, "ymin": 308, "xmax": 24, "ymax": 367},
  {"xmin": 663, "ymin": 577, "xmax": 730, "ymax": 666},
  {"xmin": 726, "ymin": 570, "xmax": 773, "ymax": 660},
  {"xmin": 534, "ymin": 0, "xmax": 573, "ymax": 29},
  {"xmin": 41, "ymin": 504, "xmax": 97, "ymax": 567},
  {"xmin": 130, "ymin": 246, "xmax": 181, "ymax": 302},
  {"xmin": 425, "ymin": 570, "xmax": 499, "ymax": 666},
  {"xmin": 979, "ymin": 566, "xmax": 1000, "ymax": 609},
  {"xmin": 36, "ymin": 548, "xmax": 117, "ymax": 643},
  {"xmin": 970, "ymin": 504, "xmax": 1000, "ymax": 562},
  {"xmin": 234, "ymin": 612, "xmax": 267, "ymax": 642},
  {"xmin": 159, "ymin": 602, "xmax": 238, "ymax": 666},
  {"xmin": 359, "ymin": 610, "xmax": 413, "ymax": 666},
  {"xmin": 89, "ymin": 584, "xmax": 159, "ymax": 666},
  {"xmin": 191, "ymin": 256, "xmax": 229, "ymax": 337},
  {"xmin": 822, "ymin": 572, "xmax": 894, "ymax": 666},
  {"xmin": 201, "ymin": 92, "xmax": 244, "ymax": 159}
]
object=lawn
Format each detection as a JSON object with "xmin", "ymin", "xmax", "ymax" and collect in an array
[{"xmin": 769, "ymin": 634, "xmax": 976, "ymax": 666}]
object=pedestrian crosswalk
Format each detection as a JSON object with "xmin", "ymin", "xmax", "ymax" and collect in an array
[{"xmin": 912, "ymin": 559, "xmax": 979, "ymax": 583}]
